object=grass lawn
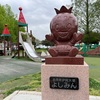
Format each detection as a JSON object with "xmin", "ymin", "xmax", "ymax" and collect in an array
[
  {"xmin": 84, "ymin": 57, "xmax": 100, "ymax": 66},
  {"xmin": 84, "ymin": 57, "xmax": 100, "ymax": 81},
  {"xmin": 0, "ymin": 73, "xmax": 41, "ymax": 98},
  {"xmin": 0, "ymin": 72, "xmax": 100, "ymax": 98}
]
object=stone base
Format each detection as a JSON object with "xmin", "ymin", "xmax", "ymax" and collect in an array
[
  {"xmin": 45, "ymin": 55, "xmax": 84, "ymax": 65},
  {"xmin": 41, "ymin": 62, "xmax": 89, "ymax": 100}
]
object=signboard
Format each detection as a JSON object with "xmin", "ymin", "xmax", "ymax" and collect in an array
[{"xmin": 50, "ymin": 77, "xmax": 79, "ymax": 90}]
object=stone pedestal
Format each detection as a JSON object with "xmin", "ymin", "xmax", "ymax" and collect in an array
[{"xmin": 41, "ymin": 62, "xmax": 89, "ymax": 100}]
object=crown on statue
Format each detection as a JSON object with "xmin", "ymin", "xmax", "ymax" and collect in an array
[{"xmin": 54, "ymin": 6, "xmax": 73, "ymax": 14}]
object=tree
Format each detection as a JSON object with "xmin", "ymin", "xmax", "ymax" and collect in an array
[
  {"xmin": 41, "ymin": 39, "xmax": 54, "ymax": 47},
  {"xmin": 72, "ymin": 0, "xmax": 100, "ymax": 44},
  {"xmin": 72, "ymin": 0, "xmax": 100, "ymax": 34},
  {"xmin": 92, "ymin": 0, "xmax": 100, "ymax": 32},
  {"xmin": 0, "ymin": 4, "xmax": 18, "ymax": 42},
  {"xmin": 82, "ymin": 32, "xmax": 100, "ymax": 44}
]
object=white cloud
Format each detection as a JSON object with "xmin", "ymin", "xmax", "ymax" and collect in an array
[{"xmin": 0, "ymin": 0, "xmax": 72, "ymax": 40}]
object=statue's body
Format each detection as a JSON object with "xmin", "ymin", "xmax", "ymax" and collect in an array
[{"xmin": 46, "ymin": 6, "xmax": 83, "ymax": 57}]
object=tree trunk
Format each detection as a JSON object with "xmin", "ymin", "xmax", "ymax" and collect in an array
[{"xmin": 86, "ymin": 0, "xmax": 89, "ymax": 34}]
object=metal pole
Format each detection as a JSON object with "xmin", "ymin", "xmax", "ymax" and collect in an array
[
  {"xmin": 18, "ymin": 26, "xmax": 20, "ymax": 58},
  {"xmin": 4, "ymin": 37, "xmax": 6, "ymax": 56},
  {"xmin": 27, "ymin": 25, "xmax": 28, "ymax": 32}
]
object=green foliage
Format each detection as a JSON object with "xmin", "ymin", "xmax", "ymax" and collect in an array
[
  {"xmin": 82, "ymin": 32, "xmax": 100, "ymax": 44},
  {"xmin": 22, "ymin": 34, "xmax": 27, "ymax": 41},
  {"xmin": 29, "ymin": 33, "xmax": 36, "ymax": 46},
  {"xmin": 41, "ymin": 39, "xmax": 54, "ymax": 47},
  {"xmin": 19, "ymin": 27, "xmax": 26, "ymax": 32},
  {"xmin": 0, "ymin": 4, "xmax": 18, "ymax": 43},
  {"xmin": 72, "ymin": 0, "xmax": 100, "ymax": 33},
  {"xmin": 92, "ymin": 0, "xmax": 100, "ymax": 32}
]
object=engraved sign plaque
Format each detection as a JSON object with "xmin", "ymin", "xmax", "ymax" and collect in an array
[{"xmin": 50, "ymin": 77, "xmax": 79, "ymax": 90}]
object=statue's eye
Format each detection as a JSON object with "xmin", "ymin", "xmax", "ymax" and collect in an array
[{"xmin": 55, "ymin": 24, "xmax": 59, "ymax": 31}]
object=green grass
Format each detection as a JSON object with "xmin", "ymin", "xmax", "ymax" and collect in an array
[
  {"xmin": 84, "ymin": 57, "xmax": 100, "ymax": 66},
  {"xmin": 84, "ymin": 57, "xmax": 100, "ymax": 81},
  {"xmin": 35, "ymin": 48, "xmax": 47, "ymax": 54},
  {"xmin": 89, "ymin": 78, "xmax": 100, "ymax": 96},
  {"xmin": 0, "ymin": 72, "xmax": 41, "ymax": 98},
  {"xmin": 0, "ymin": 72, "xmax": 100, "ymax": 98}
]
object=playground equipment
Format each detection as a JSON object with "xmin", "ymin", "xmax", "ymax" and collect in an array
[
  {"xmin": 75, "ymin": 43, "xmax": 100, "ymax": 56},
  {"xmin": 19, "ymin": 31, "xmax": 42, "ymax": 62},
  {"xmin": 16, "ymin": 7, "xmax": 45, "ymax": 62},
  {"xmin": 18, "ymin": 7, "xmax": 28, "ymax": 58},
  {"xmin": 0, "ymin": 24, "xmax": 11, "ymax": 56},
  {"xmin": 0, "ymin": 42, "xmax": 4, "ymax": 55},
  {"xmin": 75, "ymin": 43, "xmax": 87, "ymax": 56},
  {"xmin": 12, "ymin": 31, "xmax": 44, "ymax": 62}
]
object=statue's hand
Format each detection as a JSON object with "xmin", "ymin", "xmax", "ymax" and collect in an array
[
  {"xmin": 45, "ymin": 34, "xmax": 54, "ymax": 41},
  {"xmin": 73, "ymin": 33, "xmax": 83, "ymax": 42}
]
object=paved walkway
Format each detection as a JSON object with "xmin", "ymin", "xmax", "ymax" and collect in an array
[
  {"xmin": 4, "ymin": 91, "xmax": 100, "ymax": 100},
  {"xmin": 0, "ymin": 56, "xmax": 41, "ymax": 82}
]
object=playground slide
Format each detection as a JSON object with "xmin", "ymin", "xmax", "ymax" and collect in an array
[{"xmin": 19, "ymin": 31, "xmax": 43, "ymax": 62}]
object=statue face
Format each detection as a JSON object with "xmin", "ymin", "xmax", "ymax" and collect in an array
[{"xmin": 50, "ymin": 13, "xmax": 78, "ymax": 41}]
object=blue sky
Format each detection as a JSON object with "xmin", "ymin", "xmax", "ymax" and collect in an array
[{"xmin": 0, "ymin": 0, "xmax": 72, "ymax": 40}]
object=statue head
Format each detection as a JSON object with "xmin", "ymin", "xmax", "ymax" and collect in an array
[{"xmin": 50, "ymin": 6, "xmax": 78, "ymax": 41}]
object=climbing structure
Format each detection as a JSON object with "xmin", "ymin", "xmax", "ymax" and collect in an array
[
  {"xmin": 1, "ymin": 24, "xmax": 11, "ymax": 55},
  {"xmin": 18, "ymin": 7, "xmax": 28, "ymax": 58},
  {"xmin": 18, "ymin": 7, "xmax": 28, "ymax": 27}
]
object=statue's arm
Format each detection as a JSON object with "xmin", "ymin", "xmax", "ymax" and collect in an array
[
  {"xmin": 69, "ymin": 33, "xmax": 83, "ymax": 46},
  {"xmin": 45, "ymin": 34, "xmax": 55, "ymax": 42},
  {"xmin": 73, "ymin": 33, "xmax": 83, "ymax": 42}
]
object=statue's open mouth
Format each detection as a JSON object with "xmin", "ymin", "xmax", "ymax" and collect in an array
[{"xmin": 58, "ymin": 32, "xmax": 69, "ymax": 38}]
